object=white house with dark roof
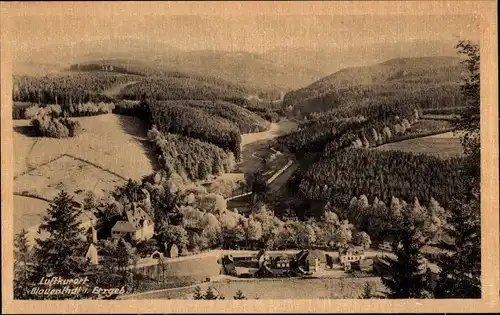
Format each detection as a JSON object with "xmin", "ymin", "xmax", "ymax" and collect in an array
[
  {"xmin": 339, "ymin": 246, "xmax": 366, "ymax": 265},
  {"xmin": 111, "ymin": 203, "xmax": 154, "ymax": 241}
]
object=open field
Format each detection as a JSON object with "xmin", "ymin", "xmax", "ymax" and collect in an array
[
  {"xmin": 126, "ymin": 276, "xmax": 385, "ymax": 300},
  {"xmin": 14, "ymin": 154, "xmax": 125, "ymax": 203},
  {"xmin": 13, "ymin": 195, "xmax": 50, "ymax": 233},
  {"xmin": 13, "ymin": 114, "xmax": 156, "ymax": 236},
  {"xmin": 409, "ymin": 119, "xmax": 453, "ymax": 134},
  {"xmin": 375, "ymin": 132, "xmax": 463, "ymax": 159},
  {"xmin": 13, "ymin": 114, "xmax": 155, "ymax": 180}
]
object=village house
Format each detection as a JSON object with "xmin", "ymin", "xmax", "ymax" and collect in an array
[
  {"xmin": 273, "ymin": 254, "xmax": 291, "ymax": 269},
  {"xmin": 81, "ymin": 242, "xmax": 99, "ymax": 265},
  {"xmin": 111, "ymin": 203, "xmax": 154, "ymax": 241},
  {"xmin": 339, "ymin": 246, "xmax": 366, "ymax": 266}
]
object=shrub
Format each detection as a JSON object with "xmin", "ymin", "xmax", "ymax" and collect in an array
[{"xmin": 30, "ymin": 114, "xmax": 81, "ymax": 138}]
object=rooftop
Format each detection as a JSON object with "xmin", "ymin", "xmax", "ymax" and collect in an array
[{"xmin": 112, "ymin": 220, "xmax": 137, "ymax": 232}]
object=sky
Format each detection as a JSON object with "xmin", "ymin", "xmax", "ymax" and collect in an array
[{"xmin": 5, "ymin": 3, "xmax": 480, "ymax": 54}]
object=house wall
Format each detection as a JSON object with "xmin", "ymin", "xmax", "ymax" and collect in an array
[
  {"xmin": 111, "ymin": 230, "xmax": 128, "ymax": 239},
  {"xmin": 132, "ymin": 223, "xmax": 154, "ymax": 241},
  {"xmin": 142, "ymin": 223, "xmax": 154, "ymax": 240},
  {"xmin": 340, "ymin": 254, "xmax": 365, "ymax": 264},
  {"xmin": 86, "ymin": 245, "xmax": 99, "ymax": 265}
]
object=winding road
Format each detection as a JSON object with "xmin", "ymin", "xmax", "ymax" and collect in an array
[{"xmin": 102, "ymin": 81, "xmax": 139, "ymax": 98}]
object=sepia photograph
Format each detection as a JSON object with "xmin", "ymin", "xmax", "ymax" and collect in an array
[{"xmin": 1, "ymin": 1, "xmax": 498, "ymax": 313}]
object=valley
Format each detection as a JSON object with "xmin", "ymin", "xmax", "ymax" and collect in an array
[{"xmin": 10, "ymin": 38, "xmax": 480, "ymax": 301}]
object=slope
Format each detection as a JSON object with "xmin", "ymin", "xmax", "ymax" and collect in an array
[{"xmin": 283, "ymin": 56, "xmax": 466, "ymax": 114}]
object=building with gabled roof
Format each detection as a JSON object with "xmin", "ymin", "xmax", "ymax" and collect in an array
[
  {"xmin": 111, "ymin": 202, "xmax": 154, "ymax": 241},
  {"xmin": 339, "ymin": 246, "xmax": 366, "ymax": 266}
]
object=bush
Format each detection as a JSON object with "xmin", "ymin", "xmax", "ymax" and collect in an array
[
  {"xmin": 22, "ymin": 102, "xmax": 115, "ymax": 119},
  {"xmin": 31, "ymin": 116, "xmax": 82, "ymax": 138}
]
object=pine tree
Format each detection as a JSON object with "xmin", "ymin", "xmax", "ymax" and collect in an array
[
  {"xmin": 233, "ymin": 289, "xmax": 247, "ymax": 300},
  {"xmin": 115, "ymin": 238, "xmax": 136, "ymax": 287},
  {"xmin": 434, "ymin": 196, "xmax": 481, "ymax": 298},
  {"xmin": 14, "ymin": 229, "xmax": 33, "ymax": 299},
  {"xmin": 360, "ymin": 281, "xmax": 375, "ymax": 299},
  {"xmin": 33, "ymin": 190, "xmax": 87, "ymax": 278},
  {"xmin": 381, "ymin": 209, "xmax": 432, "ymax": 298},
  {"xmin": 454, "ymin": 40, "xmax": 480, "ymax": 182},
  {"xmin": 204, "ymin": 286, "xmax": 224, "ymax": 300},
  {"xmin": 432, "ymin": 40, "xmax": 481, "ymax": 299}
]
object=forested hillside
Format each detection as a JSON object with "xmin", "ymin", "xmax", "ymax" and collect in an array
[
  {"xmin": 119, "ymin": 76, "xmax": 248, "ymax": 103},
  {"xmin": 278, "ymin": 101, "xmax": 419, "ymax": 156},
  {"xmin": 12, "ymin": 72, "xmax": 141, "ymax": 105},
  {"xmin": 161, "ymin": 100, "xmax": 270, "ymax": 133},
  {"xmin": 149, "ymin": 101, "xmax": 242, "ymax": 160},
  {"xmin": 284, "ymin": 57, "xmax": 465, "ymax": 114},
  {"xmin": 298, "ymin": 148, "xmax": 463, "ymax": 208},
  {"xmin": 147, "ymin": 127, "xmax": 235, "ymax": 181}
]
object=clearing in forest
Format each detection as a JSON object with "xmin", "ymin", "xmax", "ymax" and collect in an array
[{"xmin": 375, "ymin": 132, "xmax": 463, "ymax": 159}]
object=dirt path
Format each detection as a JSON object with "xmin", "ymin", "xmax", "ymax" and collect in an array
[
  {"xmin": 25, "ymin": 138, "xmax": 40, "ymax": 172},
  {"xmin": 102, "ymin": 81, "xmax": 138, "ymax": 98},
  {"xmin": 241, "ymin": 120, "xmax": 297, "ymax": 147}
]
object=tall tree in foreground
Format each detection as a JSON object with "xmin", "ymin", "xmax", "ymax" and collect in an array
[
  {"xmin": 14, "ymin": 229, "xmax": 33, "ymax": 299},
  {"xmin": 433, "ymin": 40, "xmax": 481, "ymax": 298},
  {"xmin": 454, "ymin": 40, "xmax": 480, "ymax": 182},
  {"xmin": 33, "ymin": 190, "xmax": 87, "ymax": 278},
  {"xmin": 381, "ymin": 208, "xmax": 433, "ymax": 298},
  {"xmin": 434, "ymin": 196, "xmax": 481, "ymax": 298}
]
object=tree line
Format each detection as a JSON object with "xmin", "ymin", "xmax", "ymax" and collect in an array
[
  {"xmin": 25, "ymin": 104, "xmax": 82, "ymax": 138},
  {"xmin": 298, "ymin": 148, "xmax": 464, "ymax": 209},
  {"xmin": 288, "ymin": 81, "xmax": 464, "ymax": 114},
  {"xmin": 13, "ymin": 73, "xmax": 139, "ymax": 105},
  {"xmin": 119, "ymin": 76, "xmax": 248, "ymax": 103},
  {"xmin": 70, "ymin": 60, "xmax": 282, "ymax": 101},
  {"xmin": 336, "ymin": 195, "xmax": 449, "ymax": 242}
]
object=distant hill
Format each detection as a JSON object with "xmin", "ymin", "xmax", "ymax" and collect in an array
[
  {"xmin": 283, "ymin": 56, "xmax": 466, "ymax": 114},
  {"xmin": 68, "ymin": 59, "xmax": 278, "ymax": 102},
  {"xmin": 14, "ymin": 38, "xmax": 463, "ymax": 94},
  {"xmin": 13, "ymin": 38, "xmax": 181, "ymax": 75},
  {"xmin": 159, "ymin": 50, "xmax": 325, "ymax": 91},
  {"xmin": 14, "ymin": 39, "xmax": 324, "ymax": 92},
  {"xmin": 263, "ymin": 39, "xmax": 460, "ymax": 75}
]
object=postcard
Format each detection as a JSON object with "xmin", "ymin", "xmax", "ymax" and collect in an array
[{"xmin": 1, "ymin": 1, "xmax": 498, "ymax": 313}]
